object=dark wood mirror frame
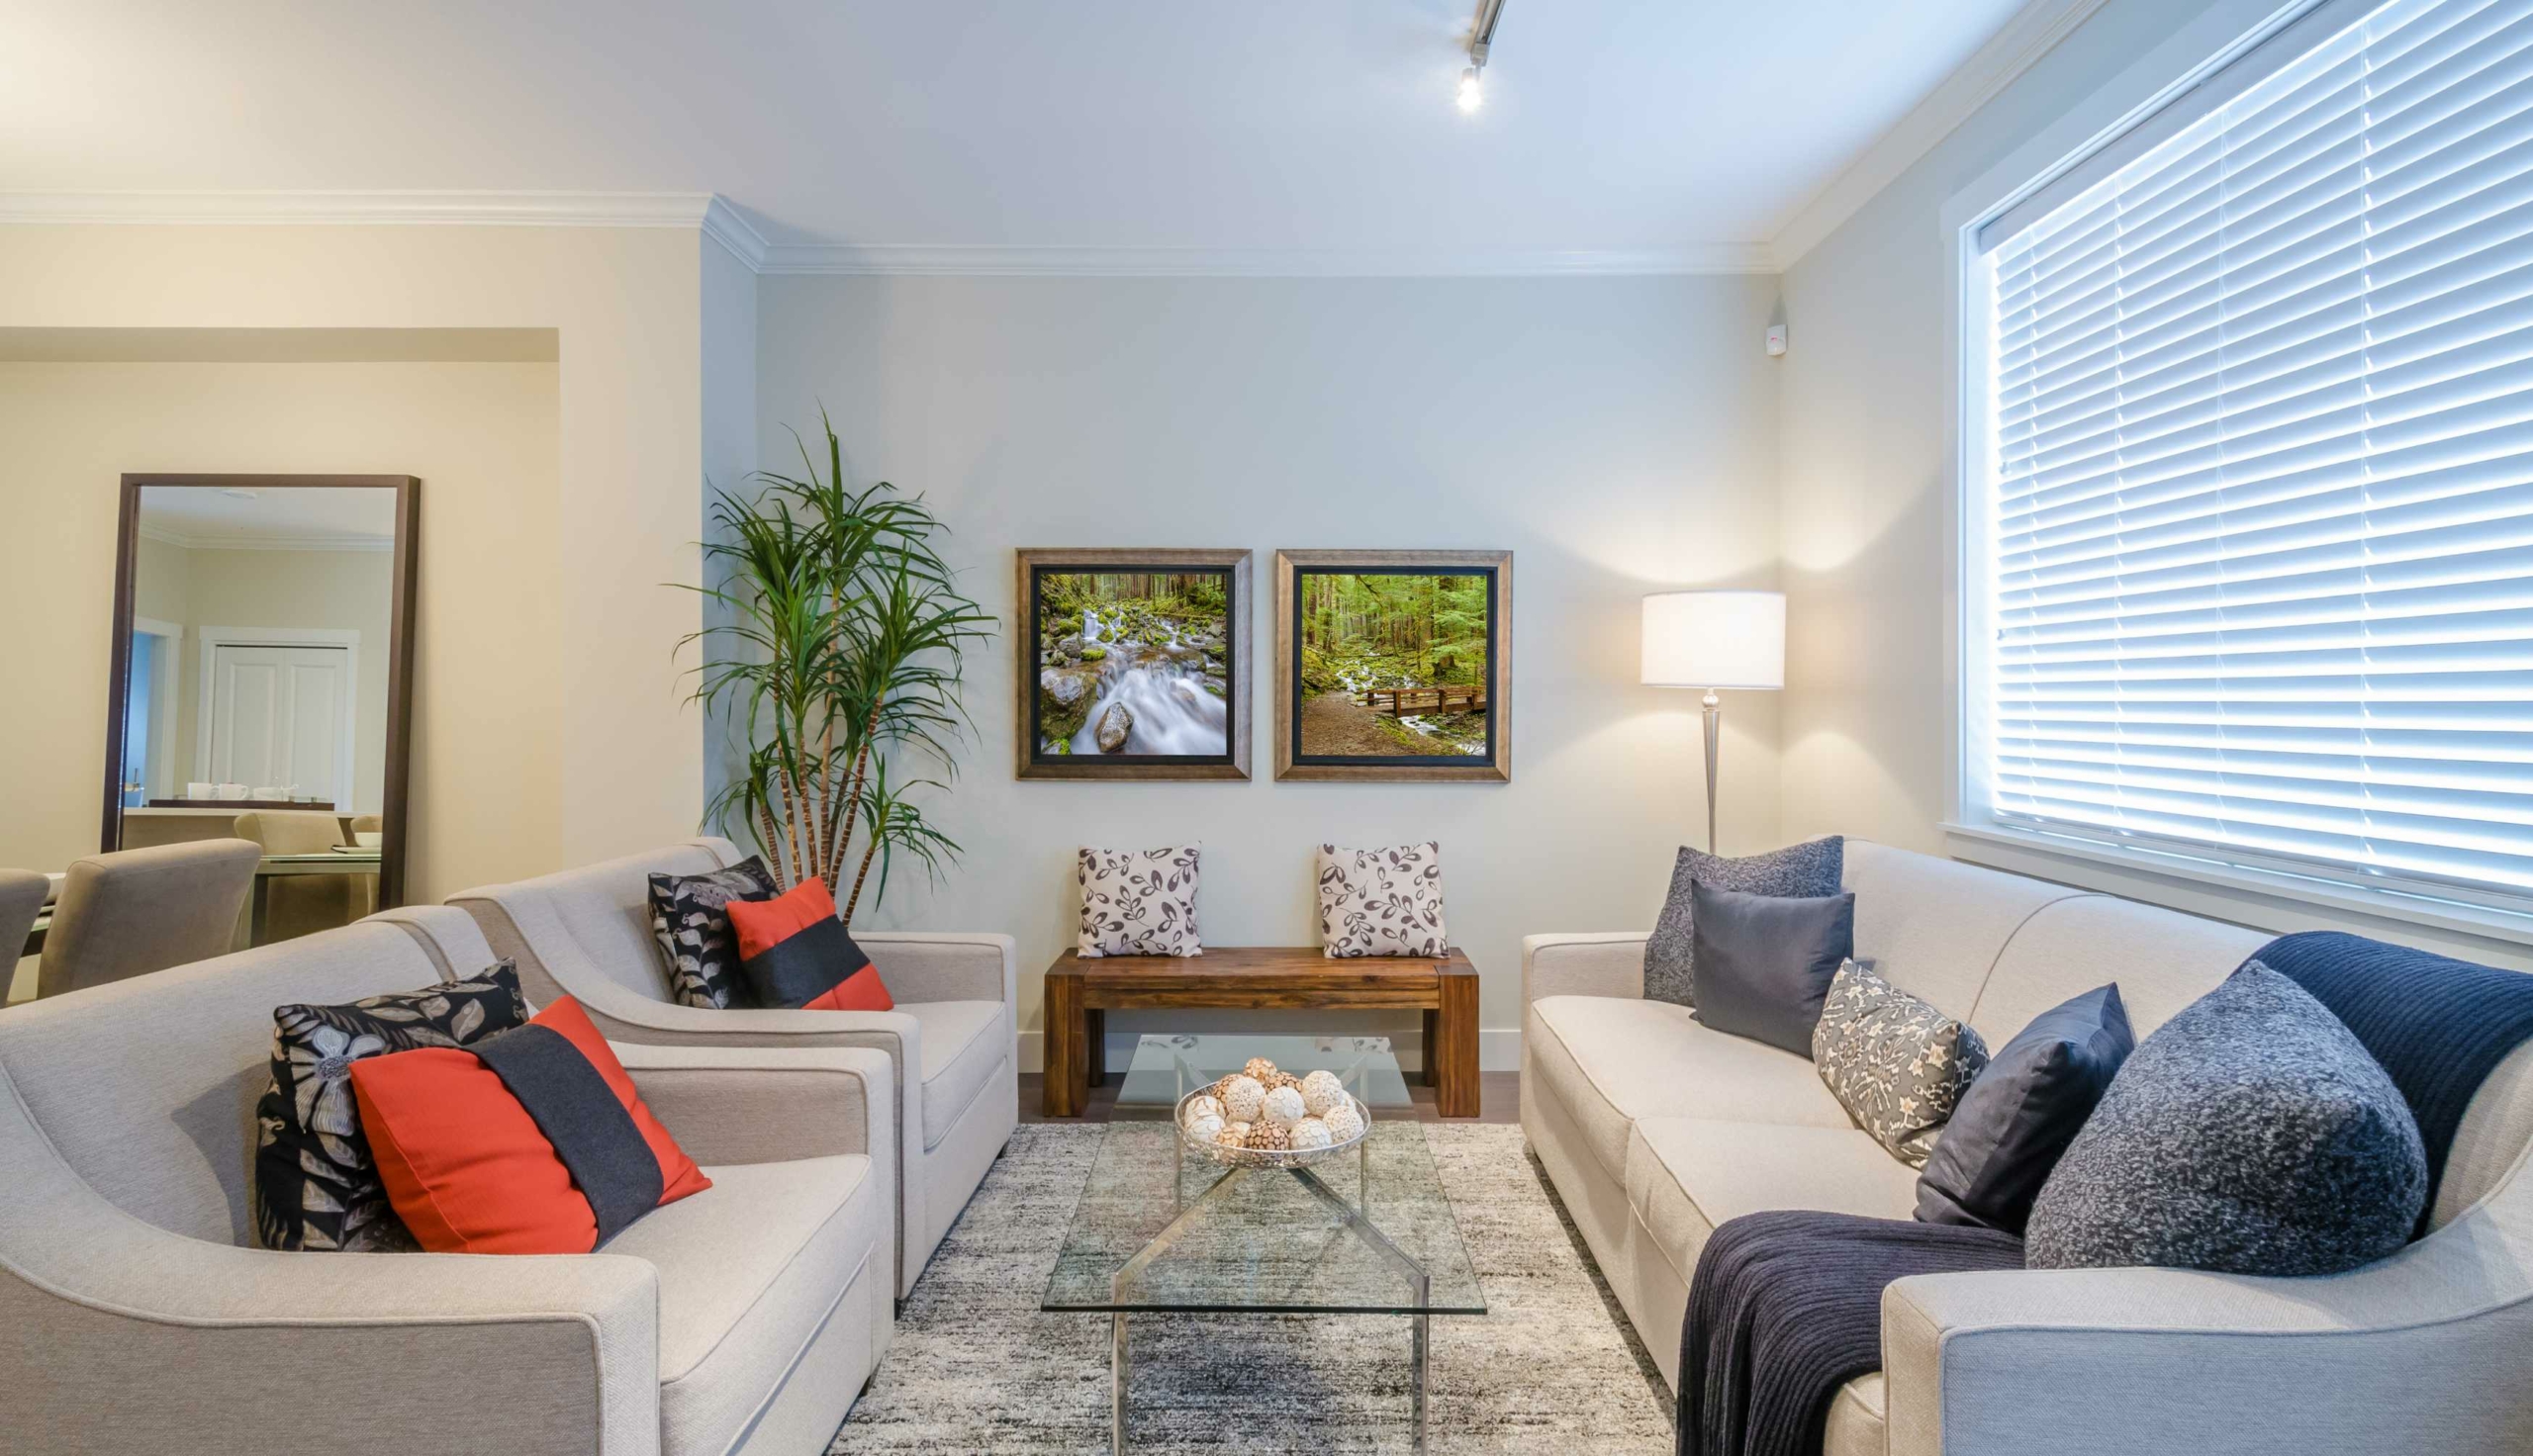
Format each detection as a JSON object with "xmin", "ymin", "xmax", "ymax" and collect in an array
[{"xmin": 102, "ymin": 473, "xmax": 421, "ymax": 910}]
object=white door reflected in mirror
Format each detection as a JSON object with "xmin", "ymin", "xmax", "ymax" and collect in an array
[{"xmin": 205, "ymin": 642, "xmax": 351, "ymax": 807}]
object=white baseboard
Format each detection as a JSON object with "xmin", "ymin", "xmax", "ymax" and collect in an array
[{"xmin": 1015, "ymin": 1026, "xmax": 1521, "ymax": 1075}]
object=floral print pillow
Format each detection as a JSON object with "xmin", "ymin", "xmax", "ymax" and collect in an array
[
  {"xmin": 647, "ymin": 856, "xmax": 780, "ymax": 1009},
  {"xmin": 1317, "ymin": 842, "xmax": 1449, "ymax": 957},
  {"xmin": 1078, "ymin": 845, "xmax": 1202, "ymax": 957},
  {"xmin": 252, "ymin": 962, "xmax": 530, "ymax": 1251},
  {"xmin": 1812, "ymin": 959, "xmax": 1990, "ymax": 1167}
]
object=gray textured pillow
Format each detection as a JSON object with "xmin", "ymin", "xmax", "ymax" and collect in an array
[
  {"xmin": 2025, "ymin": 960, "xmax": 2427, "ymax": 1276},
  {"xmin": 1644, "ymin": 836, "xmax": 1842, "ymax": 1007},
  {"xmin": 1814, "ymin": 960, "xmax": 1990, "ymax": 1167}
]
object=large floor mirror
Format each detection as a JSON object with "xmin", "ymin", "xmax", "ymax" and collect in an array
[{"xmin": 102, "ymin": 474, "xmax": 419, "ymax": 937}]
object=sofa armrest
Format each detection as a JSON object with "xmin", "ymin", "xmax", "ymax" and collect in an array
[
  {"xmin": 615, "ymin": 1041, "xmax": 895, "ymax": 1174},
  {"xmin": 0, "ymin": 1075, "xmax": 660, "ymax": 1453},
  {"xmin": 857, "ymin": 931, "xmax": 1017, "ymax": 1013},
  {"xmin": 1521, "ymin": 933, "xmax": 1648, "ymax": 1007},
  {"xmin": 1880, "ymin": 1210, "xmax": 2533, "ymax": 1456}
]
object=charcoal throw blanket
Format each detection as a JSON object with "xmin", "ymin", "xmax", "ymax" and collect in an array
[
  {"xmin": 2256, "ymin": 931, "xmax": 2533, "ymax": 1231},
  {"xmin": 1679, "ymin": 931, "xmax": 2533, "ymax": 1456},
  {"xmin": 1676, "ymin": 1211, "xmax": 2023, "ymax": 1456}
]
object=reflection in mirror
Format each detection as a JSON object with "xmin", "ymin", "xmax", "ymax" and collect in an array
[{"xmin": 107, "ymin": 477, "xmax": 416, "ymax": 941}]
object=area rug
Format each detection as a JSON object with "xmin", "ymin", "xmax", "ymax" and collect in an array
[{"xmin": 831, "ymin": 1123, "xmax": 1674, "ymax": 1453}]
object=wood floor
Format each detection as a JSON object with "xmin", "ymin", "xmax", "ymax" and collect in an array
[{"xmin": 1017, "ymin": 1070, "xmax": 1524, "ymax": 1126}]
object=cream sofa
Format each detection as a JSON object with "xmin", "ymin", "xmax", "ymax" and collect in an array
[
  {"xmin": 443, "ymin": 838, "xmax": 1017, "ymax": 1298},
  {"xmin": 0, "ymin": 906, "xmax": 895, "ymax": 1455},
  {"xmin": 1524, "ymin": 841, "xmax": 2533, "ymax": 1455}
]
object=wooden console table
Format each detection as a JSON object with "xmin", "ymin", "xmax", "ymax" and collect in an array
[{"xmin": 1041, "ymin": 946, "xmax": 1480, "ymax": 1119}]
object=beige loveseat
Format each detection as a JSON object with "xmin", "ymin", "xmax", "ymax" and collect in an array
[
  {"xmin": 0, "ymin": 905, "xmax": 895, "ymax": 1455},
  {"xmin": 442, "ymin": 838, "xmax": 1018, "ymax": 1298},
  {"xmin": 1524, "ymin": 841, "xmax": 2533, "ymax": 1454}
]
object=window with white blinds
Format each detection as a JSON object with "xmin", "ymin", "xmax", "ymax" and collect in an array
[{"xmin": 1969, "ymin": 0, "xmax": 2533, "ymax": 906}]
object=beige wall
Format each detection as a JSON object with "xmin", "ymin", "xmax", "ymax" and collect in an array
[
  {"xmin": 756, "ymin": 273, "xmax": 1784, "ymax": 1067},
  {"xmin": 0, "ymin": 227, "xmax": 710, "ymax": 881},
  {"xmin": 0, "ymin": 360, "xmax": 562, "ymax": 904}
]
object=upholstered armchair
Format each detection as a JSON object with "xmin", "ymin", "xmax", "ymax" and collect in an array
[
  {"xmin": 0, "ymin": 905, "xmax": 895, "ymax": 1456},
  {"xmin": 441, "ymin": 838, "xmax": 1017, "ymax": 1298}
]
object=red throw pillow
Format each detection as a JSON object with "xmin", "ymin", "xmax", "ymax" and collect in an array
[
  {"xmin": 348, "ymin": 996, "xmax": 710, "ymax": 1254},
  {"xmin": 724, "ymin": 877, "xmax": 893, "ymax": 1012}
]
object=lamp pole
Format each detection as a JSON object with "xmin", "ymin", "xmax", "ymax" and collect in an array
[{"xmin": 1702, "ymin": 687, "xmax": 1722, "ymax": 854}]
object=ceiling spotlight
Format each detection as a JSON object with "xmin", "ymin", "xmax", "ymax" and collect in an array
[{"xmin": 1457, "ymin": 0, "xmax": 1506, "ymax": 114}]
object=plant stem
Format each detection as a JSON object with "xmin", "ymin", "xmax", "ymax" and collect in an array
[{"xmin": 831, "ymin": 694, "xmax": 884, "ymax": 900}]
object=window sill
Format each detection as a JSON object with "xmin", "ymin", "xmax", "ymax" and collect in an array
[{"xmin": 1938, "ymin": 820, "xmax": 2533, "ymax": 959}]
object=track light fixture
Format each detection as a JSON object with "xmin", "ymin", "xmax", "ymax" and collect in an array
[{"xmin": 1459, "ymin": 0, "xmax": 1506, "ymax": 113}]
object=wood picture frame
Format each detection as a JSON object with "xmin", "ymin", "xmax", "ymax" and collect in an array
[
  {"xmin": 1014, "ymin": 548, "xmax": 1253, "ymax": 780},
  {"xmin": 1274, "ymin": 549, "xmax": 1512, "ymax": 782},
  {"xmin": 103, "ymin": 473, "xmax": 421, "ymax": 910}
]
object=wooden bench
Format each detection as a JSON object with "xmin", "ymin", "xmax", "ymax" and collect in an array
[{"xmin": 1041, "ymin": 946, "xmax": 1481, "ymax": 1118}]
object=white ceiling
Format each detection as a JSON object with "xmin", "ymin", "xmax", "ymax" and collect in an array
[
  {"xmin": 140, "ymin": 485, "xmax": 397, "ymax": 550},
  {"xmin": 1, "ymin": 0, "xmax": 2038, "ymax": 264}
]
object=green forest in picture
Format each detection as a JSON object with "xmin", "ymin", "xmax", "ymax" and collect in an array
[
  {"xmin": 1034, "ymin": 571, "xmax": 1231, "ymax": 757},
  {"xmin": 1296, "ymin": 571, "xmax": 1490, "ymax": 758}
]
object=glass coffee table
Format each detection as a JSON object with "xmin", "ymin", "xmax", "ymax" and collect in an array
[{"xmin": 1043, "ymin": 1035, "xmax": 1485, "ymax": 1453}]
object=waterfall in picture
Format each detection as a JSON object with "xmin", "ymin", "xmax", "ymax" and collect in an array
[{"xmin": 1069, "ymin": 614, "xmax": 1226, "ymax": 756}]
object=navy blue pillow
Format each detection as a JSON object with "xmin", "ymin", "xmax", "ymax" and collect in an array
[
  {"xmin": 1687, "ymin": 880, "xmax": 1856, "ymax": 1056},
  {"xmin": 1916, "ymin": 983, "xmax": 2134, "ymax": 1234}
]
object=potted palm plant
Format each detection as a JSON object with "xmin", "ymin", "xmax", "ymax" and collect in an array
[{"xmin": 682, "ymin": 414, "xmax": 995, "ymax": 921}]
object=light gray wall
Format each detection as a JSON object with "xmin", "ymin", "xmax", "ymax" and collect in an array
[
  {"xmin": 1775, "ymin": 0, "xmax": 2533, "ymax": 970},
  {"xmin": 755, "ymin": 274, "xmax": 1784, "ymax": 1068}
]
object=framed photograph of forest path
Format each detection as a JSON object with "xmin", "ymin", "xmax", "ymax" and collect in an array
[
  {"xmin": 1015, "ymin": 548, "xmax": 1252, "ymax": 780},
  {"xmin": 1274, "ymin": 549, "xmax": 1512, "ymax": 782}
]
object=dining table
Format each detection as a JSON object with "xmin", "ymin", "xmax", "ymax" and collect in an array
[{"xmin": 249, "ymin": 848, "xmax": 384, "ymax": 946}]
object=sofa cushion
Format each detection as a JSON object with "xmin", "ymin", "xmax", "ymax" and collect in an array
[
  {"xmin": 645, "ymin": 856, "xmax": 777, "ymax": 1010},
  {"xmin": 908, "ymin": 999, "xmax": 1009, "ymax": 1150},
  {"xmin": 1813, "ymin": 959, "xmax": 1990, "ymax": 1167},
  {"xmin": 1841, "ymin": 842, "xmax": 2093, "ymax": 1019},
  {"xmin": 1917, "ymin": 983, "xmax": 2134, "ymax": 1234},
  {"xmin": 608, "ymin": 1153, "xmax": 883, "ymax": 1455},
  {"xmin": 1824, "ymin": 1374, "xmax": 1886, "ymax": 1456},
  {"xmin": 2026, "ymin": 962, "xmax": 2426, "ymax": 1276},
  {"xmin": 728, "ymin": 878, "xmax": 893, "ymax": 1013},
  {"xmin": 1627, "ymin": 1118, "xmax": 1922, "ymax": 1289},
  {"xmin": 1971, "ymin": 892, "xmax": 2268, "ymax": 1046},
  {"xmin": 1527, "ymin": 996, "xmax": 1853, "ymax": 1184}
]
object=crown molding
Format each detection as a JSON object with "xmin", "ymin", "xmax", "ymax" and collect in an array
[
  {"xmin": 1767, "ymin": 0, "xmax": 2111, "ymax": 270},
  {"xmin": 701, "ymin": 196, "xmax": 770, "ymax": 269},
  {"xmin": 0, "ymin": 190, "xmax": 717, "ymax": 228},
  {"xmin": 138, "ymin": 523, "xmax": 392, "ymax": 552},
  {"xmin": 751, "ymin": 242, "xmax": 1777, "ymax": 278}
]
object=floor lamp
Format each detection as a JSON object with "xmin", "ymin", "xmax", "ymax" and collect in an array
[{"xmin": 1642, "ymin": 591, "xmax": 1785, "ymax": 854}]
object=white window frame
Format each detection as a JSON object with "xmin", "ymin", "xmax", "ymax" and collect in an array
[{"xmin": 1940, "ymin": 0, "xmax": 2533, "ymax": 956}]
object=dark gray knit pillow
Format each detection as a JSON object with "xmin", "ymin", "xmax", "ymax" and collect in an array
[
  {"xmin": 1644, "ymin": 837, "xmax": 1842, "ymax": 1007},
  {"xmin": 2026, "ymin": 960, "xmax": 2427, "ymax": 1276}
]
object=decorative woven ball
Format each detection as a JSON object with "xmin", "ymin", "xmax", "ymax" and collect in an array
[
  {"xmin": 1183, "ymin": 1112, "xmax": 1225, "ymax": 1145},
  {"xmin": 1299, "ymin": 1069, "xmax": 1347, "ymax": 1117},
  {"xmin": 1208, "ymin": 1075, "xmax": 1239, "ymax": 1102},
  {"xmin": 1245, "ymin": 1122, "xmax": 1290, "ymax": 1151},
  {"xmin": 1243, "ymin": 1056, "xmax": 1280, "ymax": 1083},
  {"xmin": 1214, "ymin": 1122, "xmax": 1252, "ymax": 1150},
  {"xmin": 1184, "ymin": 1094, "xmax": 1226, "ymax": 1125},
  {"xmin": 1320, "ymin": 1099, "xmax": 1365, "ymax": 1143},
  {"xmin": 1268, "ymin": 1071, "xmax": 1302, "ymax": 1092},
  {"xmin": 1221, "ymin": 1075, "xmax": 1266, "ymax": 1124},
  {"xmin": 1260, "ymin": 1084, "xmax": 1307, "ymax": 1129},
  {"xmin": 1288, "ymin": 1117, "xmax": 1334, "ymax": 1150}
]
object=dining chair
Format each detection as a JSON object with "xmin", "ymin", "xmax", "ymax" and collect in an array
[
  {"xmin": 37, "ymin": 840, "xmax": 260, "ymax": 999},
  {"xmin": 0, "ymin": 869, "xmax": 47, "ymax": 1001},
  {"xmin": 233, "ymin": 810, "xmax": 362, "ymax": 941}
]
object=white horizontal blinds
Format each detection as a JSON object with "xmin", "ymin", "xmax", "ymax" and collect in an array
[{"xmin": 1984, "ymin": 0, "xmax": 2533, "ymax": 898}]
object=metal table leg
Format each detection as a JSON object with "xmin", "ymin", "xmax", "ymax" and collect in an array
[{"xmin": 1112, "ymin": 1312, "xmax": 1129, "ymax": 1455}]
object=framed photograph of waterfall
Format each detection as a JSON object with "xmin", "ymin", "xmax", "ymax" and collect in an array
[
  {"xmin": 1273, "ymin": 549, "xmax": 1512, "ymax": 782},
  {"xmin": 1014, "ymin": 548, "xmax": 1253, "ymax": 780}
]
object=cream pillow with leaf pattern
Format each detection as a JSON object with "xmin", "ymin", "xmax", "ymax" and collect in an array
[{"xmin": 1813, "ymin": 959, "xmax": 1989, "ymax": 1166}]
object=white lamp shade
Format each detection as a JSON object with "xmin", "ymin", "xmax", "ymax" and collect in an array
[{"xmin": 1641, "ymin": 591, "xmax": 1785, "ymax": 689}]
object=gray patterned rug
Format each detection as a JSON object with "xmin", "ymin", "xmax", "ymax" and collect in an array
[{"xmin": 830, "ymin": 1124, "xmax": 1674, "ymax": 1453}]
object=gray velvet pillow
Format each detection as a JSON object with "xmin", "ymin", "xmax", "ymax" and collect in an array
[
  {"xmin": 2025, "ymin": 960, "xmax": 2427, "ymax": 1276},
  {"xmin": 1686, "ymin": 881, "xmax": 1855, "ymax": 1056},
  {"xmin": 1644, "ymin": 836, "xmax": 1842, "ymax": 1007}
]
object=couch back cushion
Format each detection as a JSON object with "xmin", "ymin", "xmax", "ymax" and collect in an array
[
  {"xmin": 1842, "ymin": 842, "xmax": 2091, "ymax": 1020},
  {"xmin": 0, "ymin": 910, "xmax": 492, "ymax": 1245},
  {"xmin": 1972, "ymin": 894, "xmax": 2270, "ymax": 1048},
  {"xmin": 461, "ymin": 839, "xmax": 740, "ymax": 1008}
]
